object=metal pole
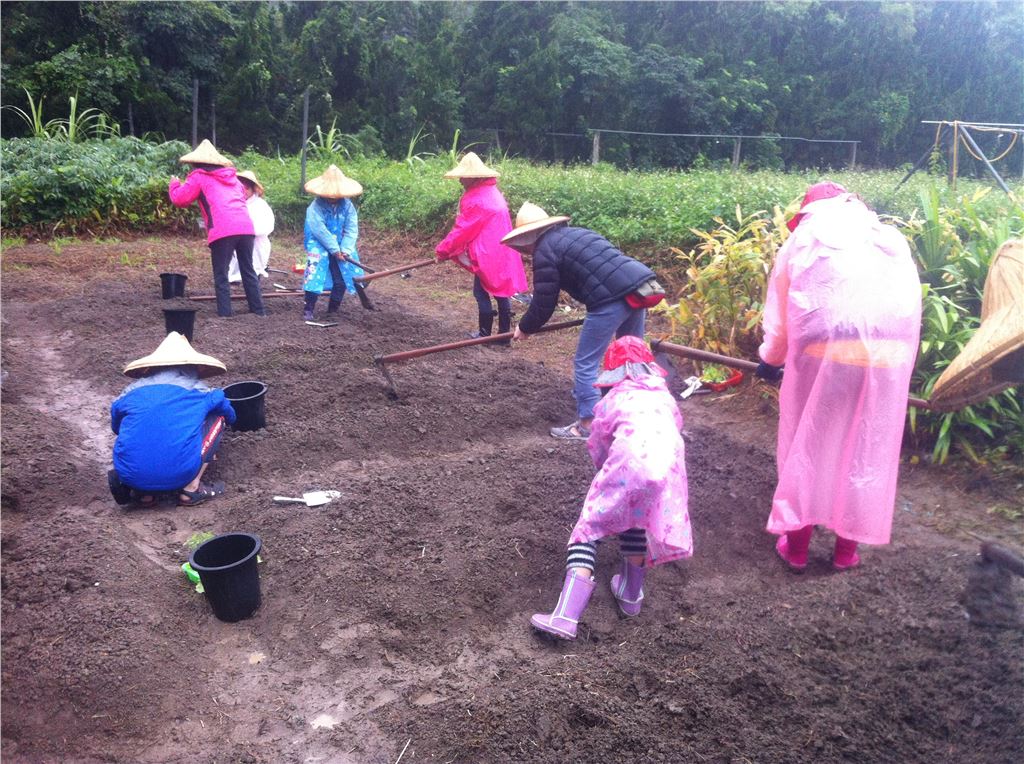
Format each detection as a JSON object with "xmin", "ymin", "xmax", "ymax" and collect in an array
[
  {"xmin": 591, "ymin": 131, "xmax": 600, "ymax": 165},
  {"xmin": 127, "ymin": 100, "xmax": 134, "ymax": 137},
  {"xmin": 191, "ymin": 78, "xmax": 199, "ymax": 147},
  {"xmin": 731, "ymin": 138, "xmax": 742, "ymax": 170},
  {"xmin": 959, "ymin": 126, "xmax": 1012, "ymax": 194},
  {"xmin": 300, "ymin": 87, "xmax": 310, "ymax": 193},
  {"xmin": 849, "ymin": 142, "xmax": 857, "ymax": 170}
]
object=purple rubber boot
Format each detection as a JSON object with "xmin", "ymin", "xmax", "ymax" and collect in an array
[
  {"xmin": 530, "ymin": 571, "xmax": 595, "ymax": 640},
  {"xmin": 610, "ymin": 559, "xmax": 646, "ymax": 617}
]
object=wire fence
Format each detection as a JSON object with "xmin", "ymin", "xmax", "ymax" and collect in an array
[{"xmin": 459, "ymin": 128, "xmax": 860, "ymax": 170}]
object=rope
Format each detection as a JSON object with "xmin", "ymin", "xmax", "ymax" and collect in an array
[{"xmin": 959, "ymin": 127, "xmax": 1019, "ymax": 163}]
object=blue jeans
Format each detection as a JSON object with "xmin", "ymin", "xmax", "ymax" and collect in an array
[{"xmin": 573, "ymin": 299, "xmax": 646, "ymax": 420}]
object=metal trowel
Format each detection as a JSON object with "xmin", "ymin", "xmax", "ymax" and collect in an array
[{"xmin": 272, "ymin": 490, "xmax": 341, "ymax": 507}]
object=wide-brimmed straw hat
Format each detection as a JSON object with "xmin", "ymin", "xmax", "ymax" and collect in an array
[
  {"xmin": 444, "ymin": 152, "xmax": 499, "ymax": 179},
  {"xmin": 930, "ymin": 239, "xmax": 1024, "ymax": 411},
  {"xmin": 787, "ymin": 180, "xmax": 848, "ymax": 231},
  {"xmin": 304, "ymin": 164, "xmax": 363, "ymax": 199},
  {"xmin": 237, "ymin": 170, "xmax": 265, "ymax": 196},
  {"xmin": 500, "ymin": 202, "xmax": 570, "ymax": 247},
  {"xmin": 178, "ymin": 139, "xmax": 233, "ymax": 167},
  {"xmin": 595, "ymin": 336, "xmax": 668, "ymax": 387},
  {"xmin": 123, "ymin": 332, "xmax": 227, "ymax": 379}
]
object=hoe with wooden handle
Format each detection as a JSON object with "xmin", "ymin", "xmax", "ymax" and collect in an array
[
  {"xmin": 375, "ymin": 318, "xmax": 585, "ymax": 398},
  {"xmin": 650, "ymin": 339, "xmax": 932, "ymax": 409},
  {"xmin": 354, "ymin": 258, "xmax": 437, "ymax": 284}
]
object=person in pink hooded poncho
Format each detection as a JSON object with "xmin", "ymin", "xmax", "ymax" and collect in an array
[
  {"xmin": 757, "ymin": 181, "xmax": 922, "ymax": 571},
  {"xmin": 531, "ymin": 336, "xmax": 693, "ymax": 640},
  {"xmin": 168, "ymin": 140, "xmax": 265, "ymax": 318},
  {"xmin": 434, "ymin": 152, "xmax": 527, "ymax": 341}
]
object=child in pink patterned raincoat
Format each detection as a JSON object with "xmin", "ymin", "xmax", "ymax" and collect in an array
[
  {"xmin": 435, "ymin": 152, "xmax": 528, "ymax": 340},
  {"xmin": 531, "ymin": 336, "xmax": 693, "ymax": 640},
  {"xmin": 757, "ymin": 181, "xmax": 922, "ymax": 572}
]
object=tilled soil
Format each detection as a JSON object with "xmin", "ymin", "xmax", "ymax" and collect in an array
[{"xmin": 1, "ymin": 229, "xmax": 1022, "ymax": 764}]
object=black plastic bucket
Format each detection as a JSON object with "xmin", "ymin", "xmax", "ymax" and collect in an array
[
  {"xmin": 224, "ymin": 381, "xmax": 268, "ymax": 431},
  {"xmin": 163, "ymin": 307, "xmax": 198, "ymax": 342},
  {"xmin": 189, "ymin": 532, "xmax": 262, "ymax": 622},
  {"xmin": 160, "ymin": 272, "xmax": 188, "ymax": 299}
]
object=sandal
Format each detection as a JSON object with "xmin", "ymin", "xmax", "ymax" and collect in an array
[
  {"xmin": 550, "ymin": 421, "xmax": 591, "ymax": 441},
  {"xmin": 178, "ymin": 481, "xmax": 225, "ymax": 507}
]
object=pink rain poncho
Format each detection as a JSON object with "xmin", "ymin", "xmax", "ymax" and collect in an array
[
  {"xmin": 435, "ymin": 178, "xmax": 528, "ymax": 297},
  {"xmin": 759, "ymin": 194, "xmax": 922, "ymax": 545},
  {"xmin": 570, "ymin": 376, "xmax": 693, "ymax": 566}
]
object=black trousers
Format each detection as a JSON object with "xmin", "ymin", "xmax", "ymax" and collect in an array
[{"xmin": 210, "ymin": 235, "xmax": 264, "ymax": 317}]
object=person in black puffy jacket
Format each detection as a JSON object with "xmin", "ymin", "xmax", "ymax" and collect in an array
[{"xmin": 503, "ymin": 202, "xmax": 660, "ymax": 440}]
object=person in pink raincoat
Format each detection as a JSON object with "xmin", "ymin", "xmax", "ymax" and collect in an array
[
  {"xmin": 435, "ymin": 152, "xmax": 528, "ymax": 341},
  {"xmin": 756, "ymin": 181, "xmax": 922, "ymax": 572},
  {"xmin": 531, "ymin": 336, "xmax": 693, "ymax": 640},
  {"xmin": 168, "ymin": 140, "xmax": 266, "ymax": 318}
]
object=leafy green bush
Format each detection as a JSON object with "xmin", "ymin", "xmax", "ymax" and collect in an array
[
  {"xmin": 1, "ymin": 136, "xmax": 190, "ymax": 232},
  {"xmin": 900, "ymin": 188, "xmax": 1024, "ymax": 465}
]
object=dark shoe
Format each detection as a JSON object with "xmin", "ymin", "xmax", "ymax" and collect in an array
[
  {"xmin": 178, "ymin": 480, "xmax": 225, "ymax": 507},
  {"xmin": 326, "ymin": 299, "xmax": 341, "ymax": 314},
  {"xmin": 303, "ymin": 309, "xmax": 314, "ymax": 321},
  {"xmin": 107, "ymin": 469, "xmax": 132, "ymax": 505}
]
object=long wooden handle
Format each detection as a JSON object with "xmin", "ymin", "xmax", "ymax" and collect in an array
[
  {"xmin": 650, "ymin": 339, "xmax": 932, "ymax": 409},
  {"xmin": 375, "ymin": 319, "xmax": 585, "ymax": 365},
  {"xmin": 354, "ymin": 258, "xmax": 436, "ymax": 283}
]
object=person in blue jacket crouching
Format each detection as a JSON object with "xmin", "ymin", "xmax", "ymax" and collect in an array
[{"xmin": 108, "ymin": 332, "xmax": 235, "ymax": 508}]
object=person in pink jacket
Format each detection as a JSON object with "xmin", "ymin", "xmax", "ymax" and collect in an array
[
  {"xmin": 757, "ymin": 181, "xmax": 922, "ymax": 572},
  {"xmin": 531, "ymin": 336, "xmax": 693, "ymax": 640},
  {"xmin": 168, "ymin": 140, "xmax": 265, "ymax": 318},
  {"xmin": 435, "ymin": 152, "xmax": 528, "ymax": 341}
]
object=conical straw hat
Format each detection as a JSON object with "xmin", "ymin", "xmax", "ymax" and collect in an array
[
  {"xmin": 929, "ymin": 239, "xmax": 1024, "ymax": 411},
  {"xmin": 444, "ymin": 152, "xmax": 499, "ymax": 179},
  {"xmin": 123, "ymin": 332, "xmax": 227, "ymax": 379},
  {"xmin": 178, "ymin": 139, "xmax": 233, "ymax": 167},
  {"xmin": 304, "ymin": 164, "xmax": 363, "ymax": 199},
  {"xmin": 500, "ymin": 202, "xmax": 571, "ymax": 247},
  {"xmin": 237, "ymin": 170, "xmax": 265, "ymax": 196}
]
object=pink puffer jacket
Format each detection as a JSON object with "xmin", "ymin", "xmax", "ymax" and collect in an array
[{"xmin": 168, "ymin": 167, "xmax": 254, "ymax": 244}]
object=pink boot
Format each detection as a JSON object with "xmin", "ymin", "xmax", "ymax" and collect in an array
[
  {"xmin": 833, "ymin": 536, "xmax": 861, "ymax": 570},
  {"xmin": 775, "ymin": 525, "xmax": 814, "ymax": 571},
  {"xmin": 610, "ymin": 559, "xmax": 646, "ymax": 617},
  {"xmin": 530, "ymin": 571, "xmax": 596, "ymax": 640}
]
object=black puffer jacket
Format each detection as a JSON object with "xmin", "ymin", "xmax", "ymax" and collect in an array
[{"xmin": 518, "ymin": 225, "xmax": 656, "ymax": 334}]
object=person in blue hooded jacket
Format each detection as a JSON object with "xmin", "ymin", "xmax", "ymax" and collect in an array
[
  {"xmin": 108, "ymin": 333, "xmax": 235, "ymax": 508},
  {"xmin": 301, "ymin": 164, "xmax": 371, "ymax": 321}
]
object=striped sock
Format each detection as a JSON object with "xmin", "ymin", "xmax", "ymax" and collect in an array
[
  {"xmin": 619, "ymin": 528, "xmax": 647, "ymax": 559},
  {"xmin": 566, "ymin": 542, "xmax": 598, "ymax": 573}
]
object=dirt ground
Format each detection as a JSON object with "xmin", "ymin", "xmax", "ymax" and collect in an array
[{"xmin": 1, "ymin": 229, "xmax": 1022, "ymax": 764}]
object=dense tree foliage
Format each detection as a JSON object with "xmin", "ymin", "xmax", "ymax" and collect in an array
[{"xmin": 2, "ymin": 1, "xmax": 1021, "ymax": 168}]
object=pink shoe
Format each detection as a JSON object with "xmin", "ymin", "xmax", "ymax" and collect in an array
[
  {"xmin": 530, "ymin": 571, "xmax": 596, "ymax": 640},
  {"xmin": 610, "ymin": 559, "xmax": 646, "ymax": 617},
  {"xmin": 775, "ymin": 534, "xmax": 808, "ymax": 571},
  {"xmin": 833, "ymin": 537, "xmax": 861, "ymax": 570}
]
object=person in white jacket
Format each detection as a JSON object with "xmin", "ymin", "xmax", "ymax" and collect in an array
[{"xmin": 229, "ymin": 170, "xmax": 275, "ymax": 282}]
